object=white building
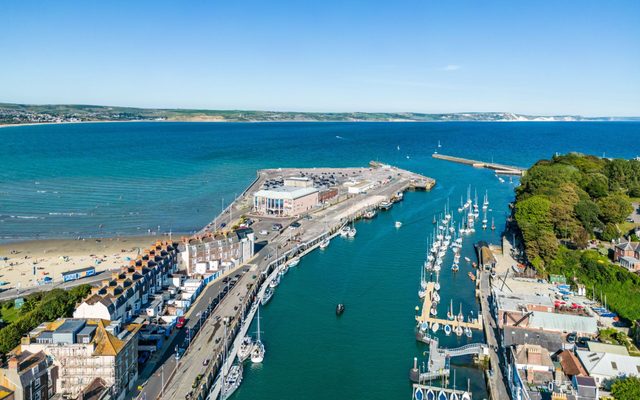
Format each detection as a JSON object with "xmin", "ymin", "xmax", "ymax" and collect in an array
[
  {"xmin": 576, "ymin": 350, "xmax": 640, "ymax": 386},
  {"xmin": 253, "ymin": 186, "xmax": 319, "ymax": 217}
]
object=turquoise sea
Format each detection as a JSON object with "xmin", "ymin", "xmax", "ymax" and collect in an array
[{"xmin": 1, "ymin": 121, "xmax": 639, "ymax": 399}]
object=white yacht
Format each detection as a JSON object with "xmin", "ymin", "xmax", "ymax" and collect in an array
[
  {"xmin": 347, "ymin": 227, "xmax": 357, "ymax": 238},
  {"xmin": 251, "ymin": 307, "xmax": 265, "ymax": 363},
  {"xmin": 237, "ymin": 336, "xmax": 253, "ymax": 362},
  {"xmin": 319, "ymin": 237, "xmax": 330, "ymax": 249},
  {"xmin": 261, "ymin": 287, "xmax": 274, "ymax": 306},
  {"xmin": 395, "ymin": 221, "xmax": 403, "ymax": 228},
  {"xmin": 220, "ymin": 364, "xmax": 243, "ymax": 400}
]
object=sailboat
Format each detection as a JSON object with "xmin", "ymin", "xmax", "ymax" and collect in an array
[
  {"xmin": 237, "ymin": 336, "xmax": 254, "ymax": 362},
  {"xmin": 482, "ymin": 190, "xmax": 489, "ymax": 211},
  {"xmin": 447, "ymin": 300, "xmax": 454, "ymax": 320},
  {"xmin": 443, "ymin": 324, "xmax": 452, "ymax": 336},
  {"xmin": 457, "ymin": 304, "xmax": 464, "ymax": 322},
  {"xmin": 251, "ymin": 307, "xmax": 265, "ymax": 363},
  {"xmin": 482, "ymin": 212, "xmax": 488, "ymax": 230},
  {"xmin": 221, "ymin": 323, "xmax": 243, "ymax": 400},
  {"xmin": 491, "ymin": 217, "xmax": 496, "ymax": 231}
]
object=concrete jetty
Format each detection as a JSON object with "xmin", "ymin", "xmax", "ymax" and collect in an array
[{"xmin": 432, "ymin": 153, "xmax": 525, "ymax": 176}]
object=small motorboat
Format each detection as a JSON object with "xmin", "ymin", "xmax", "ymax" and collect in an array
[
  {"xmin": 336, "ymin": 303, "xmax": 345, "ymax": 316},
  {"xmin": 455, "ymin": 325, "xmax": 463, "ymax": 337},
  {"xmin": 464, "ymin": 326, "xmax": 473, "ymax": 338},
  {"xmin": 451, "ymin": 264, "xmax": 459, "ymax": 272},
  {"xmin": 468, "ymin": 272, "xmax": 476, "ymax": 281},
  {"xmin": 464, "ymin": 257, "xmax": 471, "ymax": 263},
  {"xmin": 395, "ymin": 221, "xmax": 403, "ymax": 228},
  {"xmin": 431, "ymin": 322, "xmax": 440, "ymax": 333},
  {"xmin": 288, "ymin": 256, "xmax": 300, "ymax": 267},
  {"xmin": 319, "ymin": 238, "xmax": 330, "ymax": 249},
  {"xmin": 237, "ymin": 336, "xmax": 254, "ymax": 362},
  {"xmin": 443, "ymin": 324, "xmax": 452, "ymax": 336}
]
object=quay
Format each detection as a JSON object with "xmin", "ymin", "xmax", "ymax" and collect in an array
[
  {"xmin": 148, "ymin": 162, "xmax": 435, "ymax": 400},
  {"xmin": 432, "ymin": 153, "xmax": 525, "ymax": 176}
]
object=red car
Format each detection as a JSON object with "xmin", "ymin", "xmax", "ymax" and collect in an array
[{"xmin": 176, "ymin": 317, "xmax": 186, "ymax": 329}]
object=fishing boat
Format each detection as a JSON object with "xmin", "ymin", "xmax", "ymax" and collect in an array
[
  {"xmin": 288, "ymin": 256, "xmax": 300, "ymax": 267},
  {"xmin": 395, "ymin": 221, "xmax": 403, "ymax": 228},
  {"xmin": 261, "ymin": 287, "xmax": 274, "ymax": 306},
  {"xmin": 339, "ymin": 226, "xmax": 351, "ymax": 237},
  {"xmin": 269, "ymin": 275, "xmax": 280, "ymax": 288},
  {"xmin": 364, "ymin": 209, "xmax": 377, "ymax": 219},
  {"xmin": 451, "ymin": 263, "xmax": 459, "ymax": 272},
  {"xmin": 251, "ymin": 307, "xmax": 265, "ymax": 363},
  {"xmin": 379, "ymin": 201, "xmax": 393, "ymax": 211},
  {"xmin": 468, "ymin": 271, "xmax": 476, "ymax": 281},
  {"xmin": 237, "ymin": 336, "xmax": 254, "ymax": 362},
  {"xmin": 444, "ymin": 324, "xmax": 452, "ymax": 336},
  {"xmin": 220, "ymin": 364, "xmax": 243, "ymax": 400},
  {"xmin": 347, "ymin": 227, "xmax": 357, "ymax": 238},
  {"xmin": 336, "ymin": 303, "xmax": 345, "ymax": 316},
  {"xmin": 431, "ymin": 321, "xmax": 440, "ymax": 332},
  {"xmin": 319, "ymin": 237, "xmax": 330, "ymax": 249}
]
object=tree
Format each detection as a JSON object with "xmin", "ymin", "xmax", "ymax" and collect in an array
[
  {"xmin": 600, "ymin": 223, "xmax": 620, "ymax": 242},
  {"xmin": 629, "ymin": 185, "xmax": 640, "ymax": 198},
  {"xmin": 575, "ymin": 199, "xmax": 601, "ymax": 232},
  {"xmin": 611, "ymin": 376, "xmax": 640, "ymax": 400},
  {"xmin": 515, "ymin": 195, "xmax": 553, "ymax": 232},
  {"xmin": 584, "ymin": 173, "xmax": 609, "ymax": 198},
  {"xmin": 597, "ymin": 194, "xmax": 633, "ymax": 224}
]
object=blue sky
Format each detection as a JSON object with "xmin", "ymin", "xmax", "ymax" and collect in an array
[{"xmin": 1, "ymin": 1, "xmax": 638, "ymax": 116}]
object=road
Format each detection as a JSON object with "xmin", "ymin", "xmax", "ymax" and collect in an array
[{"xmin": 479, "ymin": 271, "xmax": 510, "ymax": 400}]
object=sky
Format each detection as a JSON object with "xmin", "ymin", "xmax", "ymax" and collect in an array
[{"xmin": 1, "ymin": 1, "xmax": 639, "ymax": 116}]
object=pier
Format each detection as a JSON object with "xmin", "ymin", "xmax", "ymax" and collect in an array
[
  {"xmin": 432, "ymin": 153, "xmax": 525, "ymax": 176},
  {"xmin": 415, "ymin": 282, "xmax": 483, "ymax": 331}
]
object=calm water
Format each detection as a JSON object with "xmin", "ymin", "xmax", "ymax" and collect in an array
[
  {"xmin": 2, "ymin": 122, "xmax": 639, "ymax": 399},
  {"xmin": 1, "ymin": 122, "xmax": 639, "ymax": 241}
]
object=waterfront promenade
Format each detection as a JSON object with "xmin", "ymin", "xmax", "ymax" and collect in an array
[{"xmin": 138, "ymin": 163, "xmax": 434, "ymax": 400}]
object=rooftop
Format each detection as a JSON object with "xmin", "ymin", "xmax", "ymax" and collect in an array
[
  {"xmin": 586, "ymin": 341, "xmax": 629, "ymax": 356},
  {"xmin": 494, "ymin": 289, "xmax": 555, "ymax": 313},
  {"xmin": 576, "ymin": 350, "xmax": 640, "ymax": 378},
  {"xmin": 254, "ymin": 186, "xmax": 318, "ymax": 200},
  {"xmin": 528, "ymin": 311, "xmax": 598, "ymax": 335}
]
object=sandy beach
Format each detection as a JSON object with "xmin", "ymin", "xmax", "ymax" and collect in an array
[{"xmin": 0, "ymin": 235, "xmax": 165, "ymax": 289}]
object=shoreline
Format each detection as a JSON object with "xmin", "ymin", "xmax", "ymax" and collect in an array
[
  {"xmin": 0, "ymin": 235, "xmax": 166, "ymax": 290},
  {"xmin": 0, "ymin": 119, "xmax": 618, "ymax": 129}
]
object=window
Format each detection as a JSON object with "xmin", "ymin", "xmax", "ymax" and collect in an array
[{"xmin": 611, "ymin": 361, "xmax": 618, "ymax": 370}]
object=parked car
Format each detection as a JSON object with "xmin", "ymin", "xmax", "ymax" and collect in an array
[{"xmin": 176, "ymin": 317, "xmax": 186, "ymax": 329}]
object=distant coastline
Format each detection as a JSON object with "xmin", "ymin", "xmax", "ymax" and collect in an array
[{"xmin": 1, "ymin": 102, "xmax": 638, "ymax": 126}]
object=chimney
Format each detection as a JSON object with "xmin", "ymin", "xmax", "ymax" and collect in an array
[
  {"xmin": 527, "ymin": 346, "xmax": 542, "ymax": 365},
  {"xmin": 8, "ymin": 356, "xmax": 19, "ymax": 370}
]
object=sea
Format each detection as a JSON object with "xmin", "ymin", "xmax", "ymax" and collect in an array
[{"xmin": 1, "ymin": 121, "xmax": 639, "ymax": 399}]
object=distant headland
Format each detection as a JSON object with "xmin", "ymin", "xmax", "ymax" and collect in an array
[{"xmin": 1, "ymin": 102, "xmax": 638, "ymax": 126}]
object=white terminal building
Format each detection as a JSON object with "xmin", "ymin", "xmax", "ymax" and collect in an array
[{"xmin": 253, "ymin": 182, "xmax": 319, "ymax": 217}]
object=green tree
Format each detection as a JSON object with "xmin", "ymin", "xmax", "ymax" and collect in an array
[
  {"xmin": 597, "ymin": 194, "xmax": 633, "ymax": 224},
  {"xmin": 584, "ymin": 173, "xmax": 609, "ymax": 198},
  {"xmin": 574, "ymin": 199, "xmax": 601, "ymax": 232},
  {"xmin": 611, "ymin": 376, "xmax": 640, "ymax": 400},
  {"xmin": 600, "ymin": 223, "xmax": 620, "ymax": 242}
]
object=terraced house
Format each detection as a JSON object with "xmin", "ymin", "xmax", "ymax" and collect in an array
[
  {"xmin": 3, "ymin": 319, "xmax": 140, "ymax": 400},
  {"xmin": 73, "ymin": 241, "xmax": 179, "ymax": 322}
]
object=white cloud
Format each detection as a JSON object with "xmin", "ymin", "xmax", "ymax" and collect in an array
[{"xmin": 442, "ymin": 64, "xmax": 461, "ymax": 71}]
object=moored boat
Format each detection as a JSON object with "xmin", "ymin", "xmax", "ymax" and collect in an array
[
  {"xmin": 336, "ymin": 303, "xmax": 345, "ymax": 316},
  {"xmin": 220, "ymin": 364, "xmax": 243, "ymax": 400},
  {"xmin": 261, "ymin": 287, "xmax": 274, "ymax": 306},
  {"xmin": 319, "ymin": 237, "xmax": 330, "ymax": 249},
  {"xmin": 237, "ymin": 336, "xmax": 254, "ymax": 362}
]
